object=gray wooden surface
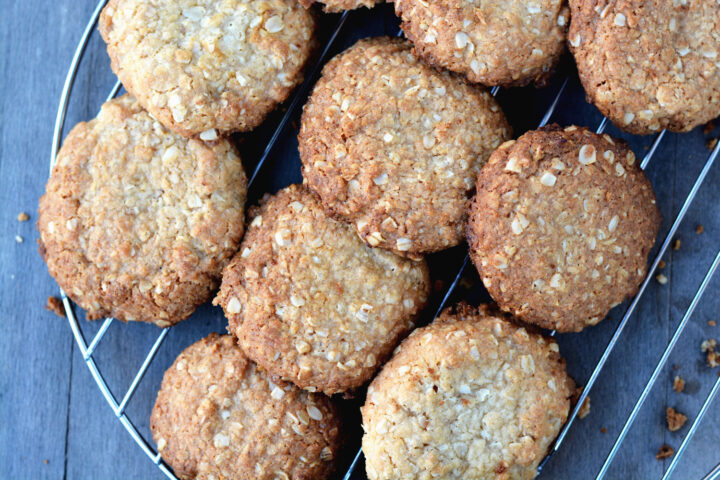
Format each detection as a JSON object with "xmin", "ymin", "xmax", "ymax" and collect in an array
[{"xmin": 1, "ymin": 1, "xmax": 719, "ymax": 479}]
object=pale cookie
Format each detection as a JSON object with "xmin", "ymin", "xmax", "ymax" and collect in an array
[
  {"xmin": 38, "ymin": 94, "xmax": 247, "ymax": 327},
  {"xmin": 100, "ymin": 0, "xmax": 317, "ymax": 137},
  {"xmin": 362, "ymin": 304, "xmax": 574, "ymax": 480}
]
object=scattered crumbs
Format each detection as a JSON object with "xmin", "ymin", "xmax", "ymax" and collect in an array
[
  {"xmin": 666, "ymin": 407, "xmax": 687, "ymax": 432},
  {"xmin": 656, "ymin": 273, "xmax": 668, "ymax": 285},
  {"xmin": 696, "ymin": 224, "xmax": 704, "ymax": 234},
  {"xmin": 704, "ymin": 120, "xmax": 716, "ymax": 135},
  {"xmin": 17, "ymin": 212, "xmax": 29, "ymax": 222},
  {"xmin": 708, "ymin": 138, "xmax": 719, "ymax": 151},
  {"xmin": 15, "ymin": 235, "xmax": 23, "ymax": 243},
  {"xmin": 458, "ymin": 276, "xmax": 474, "ymax": 289},
  {"xmin": 45, "ymin": 296, "xmax": 66, "ymax": 318},
  {"xmin": 578, "ymin": 394, "xmax": 591, "ymax": 419},
  {"xmin": 433, "ymin": 279, "xmax": 444, "ymax": 292},
  {"xmin": 656, "ymin": 444, "xmax": 674, "ymax": 460},
  {"xmin": 709, "ymin": 320, "xmax": 716, "ymax": 327},
  {"xmin": 701, "ymin": 339, "xmax": 719, "ymax": 368},
  {"xmin": 43, "ymin": 459, "xmax": 49, "ymax": 465},
  {"xmin": 673, "ymin": 364, "xmax": 680, "ymax": 370},
  {"xmin": 673, "ymin": 375, "xmax": 685, "ymax": 393},
  {"xmin": 672, "ymin": 239, "xmax": 681, "ymax": 251},
  {"xmin": 600, "ymin": 427, "xmax": 607, "ymax": 434},
  {"xmin": 658, "ymin": 260, "xmax": 666, "ymax": 269}
]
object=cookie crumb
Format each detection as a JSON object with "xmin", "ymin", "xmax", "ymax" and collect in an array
[
  {"xmin": 701, "ymin": 339, "xmax": 718, "ymax": 368},
  {"xmin": 15, "ymin": 235, "xmax": 23, "ymax": 243},
  {"xmin": 709, "ymin": 320, "xmax": 716, "ymax": 327},
  {"xmin": 672, "ymin": 239, "xmax": 681, "ymax": 251},
  {"xmin": 43, "ymin": 459, "xmax": 49, "ymax": 465},
  {"xmin": 45, "ymin": 296, "xmax": 66, "ymax": 318},
  {"xmin": 656, "ymin": 444, "xmax": 674, "ymax": 460},
  {"xmin": 704, "ymin": 121, "xmax": 716, "ymax": 135},
  {"xmin": 656, "ymin": 273, "xmax": 668, "ymax": 285},
  {"xmin": 673, "ymin": 375, "xmax": 685, "ymax": 393},
  {"xmin": 600, "ymin": 427, "xmax": 607, "ymax": 434},
  {"xmin": 577, "ymin": 391, "xmax": 591, "ymax": 419},
  {"xmin": 673, "ymin": 364, "xmax": 680, "ymax": 370},
  {"xmin": 658, "ymin": 260, "xmax": 666, "ymax": 269},
  {"xmin": 708, "ymin": 138, "xmax": 718, "ymax": 151},
  {"xmin": 666, "ymin": 407, "xmax": 687, "ymax": 432},
  {"xmin": 17, "ymin": 212, "xmax": 29, "ymax": 222},
  {"xmin": 696, "ymin": 224, "xmax": 704, "ymax": 234}
]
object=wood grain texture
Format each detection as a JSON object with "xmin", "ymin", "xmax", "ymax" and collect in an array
[{"xmin": 0, "ymin": 2, "xmax": 718, "ymax": 479}]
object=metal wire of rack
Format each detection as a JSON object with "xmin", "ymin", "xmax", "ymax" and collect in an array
[{"xmin": 50, "ymin": 1, "xmax": 720, "ymax": 479}]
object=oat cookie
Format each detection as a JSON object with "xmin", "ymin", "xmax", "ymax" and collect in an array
[
  {"xmin": 151, "ymin": 334, "xmax": 342, "ymax": 480},
  {"xmin": 569, "ymin": 0, "xmax": 720, "ymax": 134},
  {"xmin": 215, "ymin": 184, "xmax": 430, "ymax": 394},
  {"xmin": 362, "ymin": 304, "xmax": 574, "ymax": 480},
  {"xmin": 99, "ymin": 0, "xmax": 317, "ymax": 137},
  {"xmin": 38, "ymin": 95, "xmax": 247, "ymax": 327},
  {"xmin": 299, "ymin": 0, "xmax": 380, "ymax": 13},
  {"xmin": 394, "ymin": 0, "xmax": 569, "ymax": 87},
  {"xmin": 467, "ymin": 125, "xmax": 661, "ymax": 332},
  {"xmin": 299, "ymin": 37, "xmax": 511, "ymax": 258}
]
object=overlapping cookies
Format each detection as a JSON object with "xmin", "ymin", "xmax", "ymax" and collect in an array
[{"xmin": 38, "ymin": 0, "xmax": 719, "ymax": 478}]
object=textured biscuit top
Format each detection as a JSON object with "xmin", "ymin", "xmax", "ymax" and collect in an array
[
  {"xmin": 467, "ymin": 125, "xmax": 661, "ymax": 332},
  {"xmin": 299, "ymin": 37, "xmax": 511, "ymax": 258},
  {"xmin": 361, "ymin": 304, "xmax": 574, "ymax": 480},
  {"xmin": 215, "ymin": 184, "xmax": 430, "ymax": 395},
  {"xmin": 99, "ymin": 0, "xmax": 317, "ymax": 137},
  {"xmin": 569, "ymin": 0, "xmax": 720, "ymax": 134},
  {"xmin": 394, "ymin": 0, "xmax": 569, "ymax": 87},
  {"xmin": 151, "ymin": 334, "xmax": 342, "ymax": 480},
  {"xmin": 38, "ymin": 95, "xmax": 247, "ymax": 327},
  {"xmin": 298, "ymin": 0, "xmax": 380, "ymax": 13}
]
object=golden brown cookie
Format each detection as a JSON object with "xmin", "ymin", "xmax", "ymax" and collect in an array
[
  {"xmin": 299, "ymin": 37, "xmax": 511, "ymax": 258},
  {"xmin": 38, "ymin": 95, "xmax": 247, "ymax": 327},
  {"xmin": 568, "ymin": 0, "xmax": 720, "ymax": 134},
  {"xmin": 151, "ymin": 334, "xmax": 342, "ymax": 480},
  {"xmin": 99, "ymin": 0, "xmax": 317, "ymax": 137},
  {"xmin": 394, "ymin": 0, "xmax": 569, "ymax": 87},
  {"xmin": 299, "ymin": 0, "xmax": 380, "ymax": 13},
  {"xmin": 361, "ymin": 303, "xmax": 574, "ymax": 480},
  {"xmin": 467, "ymin": 125, "xmax": 661, "ymax": 332},
  {"xmin": 215, "ymin": 184, "xmax": 430, "ymax": 395}
]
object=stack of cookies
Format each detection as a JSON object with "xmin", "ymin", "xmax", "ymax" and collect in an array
[{"xmin": 38, "ymin": 0, "xmax": 719, "ymax": 478}]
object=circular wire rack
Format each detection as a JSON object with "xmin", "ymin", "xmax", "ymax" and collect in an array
[{"xmin": 50, "ymin": 1, "xmax": 720, "ymax": 479}]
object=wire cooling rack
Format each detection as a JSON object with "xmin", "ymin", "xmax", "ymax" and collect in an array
[{"xmin": 50, "ymin": 1, "xmax": 720, "ymax": 479}]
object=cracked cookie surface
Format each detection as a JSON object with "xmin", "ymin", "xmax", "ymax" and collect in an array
[{"xmin": 38, "ymin": 94, "xmax": 247, "ymax": 327}]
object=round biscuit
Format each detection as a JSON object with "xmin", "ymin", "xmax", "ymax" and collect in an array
[
  {"xmin": 569, "ymin": 0, "xmax": 720, "ymax": 134},
  {"xmin": 99, "ymin": 0, "xmax": 317, "ymax": 137},
  {"xmin": 394, "ymin": 0, "xmax": 569, "ymax": 87},
  {"xmin": 361, "ymin": 303, "xmax": 574, "ymax": 480},
  {"xmin": 38, "ymin": 94, "xmax": 247, "ymax": 327},
  {"xmin": 151, "ymin": 334, "xmax": 342, "ymax": 480},
  {"xmin": 467, "ymin": 125, "xmax": 661, "ymax": 332},
  {"xmin": 299, "ymin": 37, "xmax": 511, "ymax": 257},
  {"xmin": 215, "ymin": 184, "xmax": 431, "ymax": 395}
]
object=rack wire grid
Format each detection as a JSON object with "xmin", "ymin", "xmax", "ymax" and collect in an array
[{"xmin": 50, "ymin": 1, "xmax": 720, "ymax": 479}]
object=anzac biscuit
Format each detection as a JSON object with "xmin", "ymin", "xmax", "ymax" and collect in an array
[
  {"xmin": 38, "ymin": 95, "xmax": 246, "ymax": 327},
  {"xmin": 467, "ymin": 125, "xmax": 661, "ymax": 332},
  {"xmin": 215, "ymin": 184, "xmax": 430, "ymax": 394}
]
